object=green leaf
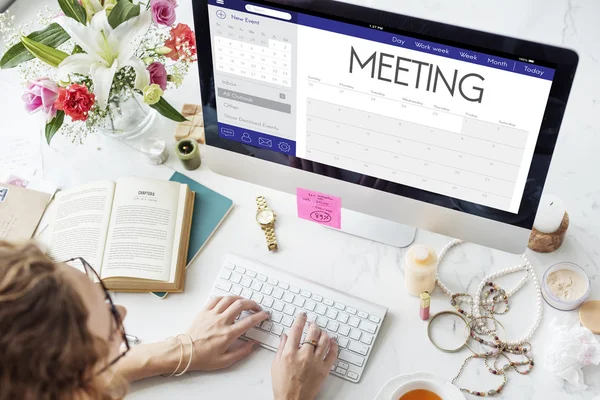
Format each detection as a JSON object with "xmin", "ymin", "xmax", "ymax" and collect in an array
[
  {"xmin": 107, "ymin": 0, "xmax": 140, "ymax": 29},
  {"xmin": 150, "ymin": 98, "xmax": 188, "ymax": 122},
  {"xmin": 21, "ymin": 37, "xmax": 69, "ymax": 68},
  {"xmin": 72, "ymin": 45, "xmax": 85, "ymax": 55},
  {"xmin": 0, "ymin": 23, "xmax": 70, "ymax": 69},
  {"xmin": 45, "ymin": 111, "xmax": 65, "ymax": 145},
  {"xmin": 57, "ymin": 0, "xmax": 87, "ymax": 25}
]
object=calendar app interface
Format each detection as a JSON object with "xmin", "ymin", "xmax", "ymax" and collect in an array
[{"xmin": 207, "ymin": 0, "xmax": 555, "ymax": 213}]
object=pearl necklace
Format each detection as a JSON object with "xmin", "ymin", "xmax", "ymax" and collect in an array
[{"xmin": 436, "ymin": 239, "xmax": 543, "ymax": 346}]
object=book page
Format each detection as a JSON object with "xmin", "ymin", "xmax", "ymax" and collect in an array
[
  {"xmin": 47, "ymin": 181, "xmax": 116, "ymax": 269},
  {"xmin": 100, "ymin": 178, "xmax": 183, "ymax": 282}
]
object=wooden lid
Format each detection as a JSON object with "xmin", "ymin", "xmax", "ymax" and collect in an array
[{"xmin": 579, "ymin": 300, "xmax": 600, "ymax": 334}]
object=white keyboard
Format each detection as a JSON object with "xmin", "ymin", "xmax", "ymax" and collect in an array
[{"xmin": 208, "ymin": 254, "xmax": 387, "ymax": 383}]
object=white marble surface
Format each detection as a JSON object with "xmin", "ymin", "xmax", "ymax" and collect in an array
[{"xmin": 1, "ymin": 0, "xmax": 600, "ymax": 399}]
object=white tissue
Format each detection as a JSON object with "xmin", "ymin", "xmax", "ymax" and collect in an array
[{"xmin": 544, "ymin": 318, "xmax": 600, "ymax": 389}]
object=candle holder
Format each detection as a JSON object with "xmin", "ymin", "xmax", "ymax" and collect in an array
[
  {"xmin": 528, "ymin": 211, "xmax": 569, "ymax": 253},
  {"xmin": 175, "ymin": 139, "xmax": 201, "ymax": 170}
]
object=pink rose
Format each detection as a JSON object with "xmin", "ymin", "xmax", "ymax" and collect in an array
[
  {"xmin": 147, "ymin": 62, "xmax": 168, "ymax": 91},
  {"xmin": 151, "ymin": 0, "xmax": 177, "ymax": 26},
  {"xmin": 22, "ymin": 78, "xmax": 59, "ymax": 121}
]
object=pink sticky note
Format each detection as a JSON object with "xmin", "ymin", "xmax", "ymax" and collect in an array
[{"xmin": 297, "ymin": 188, "xmax": 342, "ymax": 229}]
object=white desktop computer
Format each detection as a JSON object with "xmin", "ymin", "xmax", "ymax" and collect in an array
[{"xmin": 192, "ymin": 0, "xmax": 578, "ymax": 383}]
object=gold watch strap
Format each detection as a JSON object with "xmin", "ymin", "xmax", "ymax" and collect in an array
[{"xmin": 256, "ymin": 196, "xmax": 278, "ymax": 251}]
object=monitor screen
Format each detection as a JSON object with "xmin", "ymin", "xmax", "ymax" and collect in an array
[{"xmin": 196, "ymin": 0, "xmax": 571, "ymax": 229}]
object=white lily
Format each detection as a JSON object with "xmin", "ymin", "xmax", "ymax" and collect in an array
[{"xmin": 56, "ymin": 10, "xmax": 152, "ymax": 111}]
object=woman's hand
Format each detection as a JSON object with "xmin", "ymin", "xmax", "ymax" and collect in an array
[
  {"xmin": 271, "ymin": 312, "xmax": 338, "ymax": 400},
  {"xmin": 186, "ymin": 296, "xmax": 269, "ymax": 371}
]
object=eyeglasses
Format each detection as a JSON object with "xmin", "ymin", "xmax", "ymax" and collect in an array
[{"xmin": 63, "ymin": 257, "xmax": 131, "ymax": 375}]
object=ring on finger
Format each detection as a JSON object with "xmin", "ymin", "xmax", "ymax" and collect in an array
[{"xmin": 301, "ymin": 339, "xmax": 318, "ymax": 349}]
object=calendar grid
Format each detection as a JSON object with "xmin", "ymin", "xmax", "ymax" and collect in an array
[{"xmin": 306, "ymin": 131, "xmax": 516, "ymax": 183}]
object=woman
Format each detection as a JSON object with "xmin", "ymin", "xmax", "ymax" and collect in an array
[{"xmin": 0, "ymin": 241, "xmax": 338, "ymax": 400}]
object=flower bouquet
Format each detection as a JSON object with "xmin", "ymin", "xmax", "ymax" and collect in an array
[{"xmin": 0, "ymin": 0, "xmax": 196, "ymax": 144}]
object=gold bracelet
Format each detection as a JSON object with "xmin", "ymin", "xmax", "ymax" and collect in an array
[
  {"xmin": 160, "ymin": 336, "xmax": 183, "ymax": 377},
  {"xmin": 174, "ymin": 334, "xmax": 194, "ymax": 376},
  {"xmin": 427, "ymin": 311, "xmax": 469, "ymax": 353}
]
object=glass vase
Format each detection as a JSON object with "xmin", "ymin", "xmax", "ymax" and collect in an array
[{"xmin": 97, "ymin": 90, "xmax": 156, "ymax": 139}]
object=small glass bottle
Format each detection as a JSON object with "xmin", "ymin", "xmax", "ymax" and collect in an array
[{"xmin": 404, "ymin": 245, "xmax": 438, "ymax": 297}]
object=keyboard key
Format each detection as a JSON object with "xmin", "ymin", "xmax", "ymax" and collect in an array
[
  {"xmin": 336, "ymin": 367, "xmax": 347, "ymax": 375},
  {"xmin": 324, "ymin": 298, "xmax": 334, "ymax": 306},
  {"xmin": 338, "ymin": 350, "xmax": 365, "ymax": 367},
  {"xmin": 359, "ymin": 320, "xmax": 377, "ymax": 334},
  {"xmin": 338, "ymin": 337, "xmax": 349, "ymax": 348},
  {"xmin": 220, "ymin": 270, "xmax": 232, "ymax": 280},
  {"xmin": 349, "ymin": 317, "xmax": 360, "ymax": 328},
  {"xmin": 346, "ymin": 307, "xmax": 357, "ymax": 315},
  {"xmin": 262, "ymin": 297, "xmax": 274, "ymax": 308},
  {"xmin": 261, "ymin": 321, "xmax": 273, "ymax": 331},
  {"xmin": 241, "ymin": 277, "xmax": 252, "ymax": 287},
  {"xmin": 215, "ymin": 280, "xmax": 232, "ymax": 292},
  {"xmin": 369, "ymin": 315, "xmax": 381, "ymax": 324},
  {"xmin": 293, "ymin": 297, "xmax": 305, "ymax": 308},
  {"xmin": 281, "ymin": 316, "xmax": 293, "ymax": 327},
  {"xmin": 283, "ymin": 304, "xmax": 296, "ymax": 315},
  {"xmin": 251, "ymin": 280, "xmax": 263, "ymax": 291},
  {"xmin": 338, "ymin": 325, "xmax": 350, "ymax": 336},
  {"xmin": 257, "ymin": 274, "xmax": 267, "ymax": 282},
  {"xmin": 317, "ymin": 317, "xmax": 328, "ymax": 328},
  {"xmin": 316, "ymin": 304, "xmax": 327, "ymax": 315},
  {"xmin": 327, "ymin": 320, "xmax": 339, "ymax": 332},
  {"xmin": 251, "ymin": 293, "xmax": 264, "ymax": 303},
  {"xmin": 279, "ymin": 282, "xmax": 290, "ymax": 290},
  {"xmin": 235, "ymin": 266, "xmax": 246, "ymax": 274},
  {"xmin": 231, "ymin": 285, "xmax": 242, "ymax": 296},
  {"xmin": 349, "ymin": 329, "xmax": 361, "ymax": 341},
  {"xmin": 283, "ymin": 293, "xmax": 295, "ymax": 303},
  {"xmin": 358, "ymin": 311, "xmax": 369, "ymax": 319},
  {"xmin": 272, "ymin": 288, "xmax": 284, "ymax": 299},
  {"xmin": 337, "ymin": 313, "xmax": 349, "ymax": 324},
  {"xmin": 304, "ymin": 300, "xmax": 316, "ymax": 311},
  {"xmin": 238, "ymin": 311, "xmax": 253, "ymax": 321},
  {"xmin": 349, "ymin": 341, "xmax": 369, "ymax": 356},
  {"xmin": 334, "ymin": 302, "xmax": 346, "ymax": 311},
  {"xmin": 271, "ymin": 312, "xmax": 283, "ymax": 323},
  {"xmin": 267, "ymin": 277, "xmax": 278, "ymax": 286},
  {"xmin": 338, "ymin": 361, "xmax": 350, "ymax": 370},
  {"xmin": 273, "ymin": 301, "xmax": 284, "ymax": 312},
  {"xmin": 307, "ymin": 313, "xmax": 317, "ymax": 322},
  {"xmin": 326, "ymin": 308, "xmax": 338, "ymax": 319},
  {"xmin": 347, "ymin": 371, "xmax": 359, "ymax": 380},
  {"xmin": 246, "ymin": 270, "xmax": 257, "ymax": 278},
  {"xmin": 272, "ymin": 325, "xmax": 283, "ymax": 336},
  {"xmin": 224, "ymin": 262, "xmax": 235, "ymax": 270},
  {"xmin": 241, "ymin": 289, "xmax": 252, "ymax": 299},
  {"xmin": 245, "ymin": 327, "xmax": 280, "ymax": 348},
  {"xmin": 301, "ymin": 290, "xmax": 311, "ymax": 298},
  {"xmin": 290, "ymin": 286, "xmax": 300, "ymax": 294},
  {"xmin": 231, "ymin": 273, "xmax": 242, "ymax": 284},
  {"xmin": 312, "ymin": 294, "xmax": 323, "ymax": 302},
  {"xmin": 360, "ymin": 333, "xmax": 373, "ymax": 345},
  {"xmin": 261, "ymin": 285, "xmax": 273, "ymax": 296}
]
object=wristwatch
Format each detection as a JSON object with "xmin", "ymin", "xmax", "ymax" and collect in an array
[{"xmin": 256, "ymin": 196, "xmax": 278, "ymax": 251}]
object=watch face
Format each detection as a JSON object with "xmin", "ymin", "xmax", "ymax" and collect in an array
[{"xmin": 256, "ymin": 209, "xmax": 275, "ymax": 225}]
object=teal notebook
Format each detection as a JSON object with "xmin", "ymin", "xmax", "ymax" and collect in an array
[{"xmin": 151, "ymin": 172, "xmax": 234, "ymax": 299}]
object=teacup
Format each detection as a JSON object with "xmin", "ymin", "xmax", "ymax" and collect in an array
[{"xmin": 389, "ymin": 379, "xmax": 449, "ymax": 400}]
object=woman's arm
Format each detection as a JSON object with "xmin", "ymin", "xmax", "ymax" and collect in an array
[{"xmin": 117, "ymin": 338, "xmax": 182, "ymax": 382}]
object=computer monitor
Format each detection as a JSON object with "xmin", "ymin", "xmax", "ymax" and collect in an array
[{"xmin": 191, "ymin": 0, "xmax": 578, "ymax": 253}]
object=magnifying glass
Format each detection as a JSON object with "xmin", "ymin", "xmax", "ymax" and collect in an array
[{"xmin": 427, "ymin": 311, "xmax": 470, "ymax": 353}]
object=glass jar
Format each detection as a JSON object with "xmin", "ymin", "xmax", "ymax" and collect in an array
[{"xmin": 96, "ymin": 90, "xmax": 156, "ymax": 139}]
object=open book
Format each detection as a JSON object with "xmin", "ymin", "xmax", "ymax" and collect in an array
[{"xmin": 47, "ymin": 177, "xmax": 194, "ymax": 292}]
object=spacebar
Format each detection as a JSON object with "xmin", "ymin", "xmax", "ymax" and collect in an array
[{"xmin": 244, "ymin": 328, "xmax": 281, "ymax": 350}]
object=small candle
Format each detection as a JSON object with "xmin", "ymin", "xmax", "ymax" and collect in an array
[
  {"xmin": 175, "ymin": 139, "xmax": 201, "ymax": 170},
  {"xmin": 534, "ymin": 194, "xmax": 566, "ymax": 233}
]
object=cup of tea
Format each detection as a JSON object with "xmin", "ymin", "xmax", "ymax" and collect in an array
[{"xmin": 390, "ymin": 379, "xmax": 453, "ymax": 400}]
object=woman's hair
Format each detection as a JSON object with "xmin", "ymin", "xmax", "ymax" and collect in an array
[{"xmin": 0, "ymin": 241, "xmax": 115, "ymax": 400}]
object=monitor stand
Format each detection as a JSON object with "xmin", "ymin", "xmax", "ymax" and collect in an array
[{"xmin": 329, "ymin": 208, "xmax": 416, "ymax": 248}]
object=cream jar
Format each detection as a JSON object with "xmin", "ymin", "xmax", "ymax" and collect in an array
[
  {"xmin": 541, "ymin": 262, "xmax": 590, "ymax": 311},
  {"xmin": 404, "ymin": 245, "xmax": 438, "ymax": 297}
]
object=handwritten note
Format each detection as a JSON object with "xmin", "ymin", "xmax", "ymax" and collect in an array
[{"xmin": 297, "ymin": 188, "xmax": 342, "ymax": 229}]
